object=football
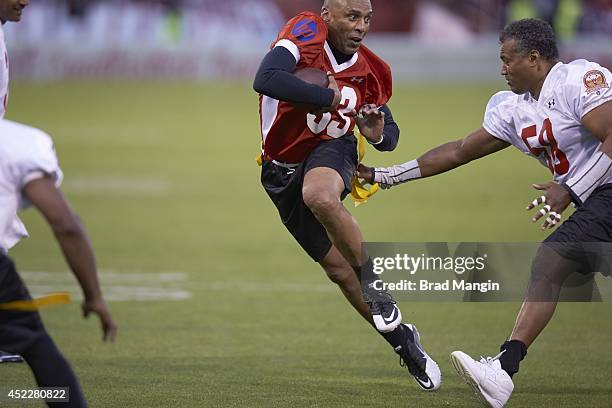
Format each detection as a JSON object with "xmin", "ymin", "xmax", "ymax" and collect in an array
[
  {"xmin": 292, "ymin": 67, "xmax": 330, "ymax": 112},
  {"xmin": 293, "ymin": 67, "xmax": 329, "ymax": 88}
]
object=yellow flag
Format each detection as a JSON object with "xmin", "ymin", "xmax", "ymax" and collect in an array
[
  {"xmin": 0, "ymin": 292, "xmax": 71, "ymax": 312},
  {"xmin": 350, "ymin": 132, "xmax": 379, "ymax": 206}
]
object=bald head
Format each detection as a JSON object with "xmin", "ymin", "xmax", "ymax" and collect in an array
[
  {"xmin": 323, "ymin": 0, "xmax": 346, "ymax": 10},
  {"xmin": 321, "ymin": 0, "xmax": 372, "ymax": 55}
]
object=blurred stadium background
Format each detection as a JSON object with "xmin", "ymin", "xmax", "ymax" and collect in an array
[{"xmin": 4, "ymin": 1, "xmax": 612, "ymax": 407}]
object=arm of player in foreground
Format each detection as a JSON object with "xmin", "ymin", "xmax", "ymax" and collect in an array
[
  {"xmin": 562, "ymin": 100, "xmax": 612, "ymax": 205},
  {"xmin": 23, "ymin": 177, "xmax": 118, "ymax": 342},
  {"xmin": 358, "ymin": 127, "xmax": 510, "ymax": 187}
]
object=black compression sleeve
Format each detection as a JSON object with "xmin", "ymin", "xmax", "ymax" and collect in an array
[
  {"xmin": 371, "ymin": 104, "xmax": 400, "ymax": 152},
  {"xmin": 253, "ymin": 46, "xmax": 335, "ymax": 107}
]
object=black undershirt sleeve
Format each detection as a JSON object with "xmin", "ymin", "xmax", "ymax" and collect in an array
[
  {"xmin": 252, "ymin": 46, "xmax": 335, "ymax": 107},
  {"xmin": 373, "ymin": 104, "xmax": 400, "ymax": 152}
]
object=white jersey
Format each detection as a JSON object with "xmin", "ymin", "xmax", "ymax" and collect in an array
[
  {"xmin": 0, "ymin": 120, "xmax": 63, "ymax": 254},
  {"xmin": 483, "ymin": 59, "xmax": 612, "ymax": 186},
  {"xmin": 0, "ymin": 24, "xmax": 8, "ymax": 119}
]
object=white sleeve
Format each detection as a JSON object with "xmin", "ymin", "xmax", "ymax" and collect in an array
[
  {"xmin": 11, "ymin": 127, "xmax": 63, "ymax": 196},
  {"xmin": 274, "ymin": 39, "xmax": 300, "ymax": 64},
  {"xmin": 573, "ymin": 65, "xmax": 612, "ymax": 119},
  {"xmin": 482, "ymin": 91, "xmax": 516, "ymax": 144}
]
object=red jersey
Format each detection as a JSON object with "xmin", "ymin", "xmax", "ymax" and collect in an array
[{"xmin": 258, "ymin": 12, "xmax": 393, "ymax": 163}]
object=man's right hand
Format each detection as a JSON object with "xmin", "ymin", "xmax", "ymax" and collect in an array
[
  {"xmin": 83, "ymin": 298, "xmax": 118, "ymax": 342},
  {"xmin": 357, "ymin": 164, "xmax": 375, "ymax": 184},
  {"xmin": 313, "ymin": 72, "xmax": 341, "ymax": 114}
]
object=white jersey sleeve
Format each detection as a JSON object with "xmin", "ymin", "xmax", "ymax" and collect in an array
[
  {"xmin": 558, "ymin": 60, "xmax": 612, "ymax": 203},
  {"xmin": 0, "ymin": 120, "xmax": 63, "ymax": 253},
  {"xmin": 565, "ymin": 60, "xmax": 612, "ymax": 119},
  {"xmin": 482, "ymin": 91, "xmax": 517, "ymax": 143}
]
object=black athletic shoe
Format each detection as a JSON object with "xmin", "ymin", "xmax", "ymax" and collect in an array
[
  {"xmin": 362, "ymin": 282, "xmax": 402, "ymax": 332},
  {"xmin": 0, "ymin": 350, "xmax": 24, "ymax": 363},
  {"xmin": 395, "ymin": 324, "xmax": 441, "ymax": 391}
]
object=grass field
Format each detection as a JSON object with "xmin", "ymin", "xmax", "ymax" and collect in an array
[{"xmin": 3, "ymin": 81, "xmax": 611, "ymax": 407}]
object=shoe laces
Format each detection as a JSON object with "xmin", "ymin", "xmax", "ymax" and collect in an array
[
  {"xmin": 396, "ymin": 340, "xmax": 427, "ymax": 380},
  {"xmin": 479, "ymin": 349, "xmax": 506, "ymax": 366},
  {"xmin": 398, "ymin": 352, "xmax": 427, "ymax": 380}
]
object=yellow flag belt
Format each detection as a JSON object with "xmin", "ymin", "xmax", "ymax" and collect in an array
[{"xmin": 0, "ymin": 292, "xmax": 71, "ymax": 312}]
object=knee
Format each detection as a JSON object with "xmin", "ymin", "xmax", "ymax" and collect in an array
[
  {"xmin": 320, "ymin": 258, "xmax": 356, "ymax": 287},
  {"xmin": 325, "ymin": 265, "xmax": 351, "ymax": 285},
  {"xmin": 302, "ymin": 186, "xmax": 340, "ymax": 217}
]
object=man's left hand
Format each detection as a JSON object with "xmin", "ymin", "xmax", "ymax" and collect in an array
[
  {"xmin": 347, "ymin": 104, "xmax": 384, "ymax": 143},
  {"xmin": 82, "ymin": 297, "xmax": 118, "ymax": 342},
  {"xmin": 526, "ymin": 182, "xmax": 572, "ymax": 230}
]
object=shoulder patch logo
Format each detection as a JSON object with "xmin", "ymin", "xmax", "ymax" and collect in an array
[
  {"xmin": 583, "ymin": 70, "xmax": 609, "ymax": 95},
  {"xmin": 292, "ymin": 19, "xmax": 318, "ymax": 42}
]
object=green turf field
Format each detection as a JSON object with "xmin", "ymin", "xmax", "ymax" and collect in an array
[{"xmin": 4, "ymin": 81, "xmax": 611, "ymax": 407}]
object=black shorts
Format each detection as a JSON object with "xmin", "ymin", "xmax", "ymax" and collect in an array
[
  {"xmin": 544, "ymin": 184, "xmax": 612, "ymax": 276},
  {"xmin": 0, "ymin": 255, "xmax": 46, "ymax": 353},
  {"xmin": 261, "ymin": 135, "xmax": 358, "ymax": 262}
]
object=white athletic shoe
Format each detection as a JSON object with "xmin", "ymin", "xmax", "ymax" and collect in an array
[{"xmin": 450, "ymin": 350, "xmax": 514, "ymax": 408}]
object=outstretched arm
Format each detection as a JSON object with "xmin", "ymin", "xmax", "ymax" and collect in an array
[
  {"xmin": 358, "ymin": 127, "xmax": 510, "ymax": 186},
  {"xmin": 23, "ymin": 177, "xmax": 117, "ymax": 342}
]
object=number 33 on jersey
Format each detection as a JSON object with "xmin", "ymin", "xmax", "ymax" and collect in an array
[{"xmin": 259, "ymin": 12, "xmax": 392, "ymax": 164}]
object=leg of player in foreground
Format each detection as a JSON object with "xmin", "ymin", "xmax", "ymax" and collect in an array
[{"xmin": 313, "ymin": 201, "xmax": 442, "ymax": 392}]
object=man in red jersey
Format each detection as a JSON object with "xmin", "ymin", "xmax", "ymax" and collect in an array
[{"xmin": 253, "ymin": 0, "xmax": 441, "ymax": 390}]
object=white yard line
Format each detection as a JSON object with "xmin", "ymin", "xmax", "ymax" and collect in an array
[
  {"xmin": 22, "ymin": 270, "xmax": 190, "ymax": 302},
  {"xmin": 63, "ymin": 177, "xmax": 172, "ymax": 195}
]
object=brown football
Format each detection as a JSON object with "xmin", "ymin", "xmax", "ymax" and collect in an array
[
  {"xmin": 293, "ymin": 67, "xmax": 329, "ymax": 88},
  {"xmin": 292, "ymin": 67, "xmax": 330, "ymax": 112}
]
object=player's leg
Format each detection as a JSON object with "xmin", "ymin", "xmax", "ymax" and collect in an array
[
  {"xmin": 301, "ymin": 136, "xmax": 402, "ymax": 333},
  {"xmin": 0, "ymin": 255, "xmax": 87, "ymax": 407},
  {"xmin": 319, "ymin": 245, "xmax": 440, "ymax": 390},
  {"xmin": 302, "ymin": 167, "xmax": 364, "ymax": 266},
  {"xmin": 301, "ymin": 136, "xmax": 441, "ymax": 390},
  {"xmin": 450, "ymin": 244, "xmax": 575, "ymax": 408},
  {"xmin": 21, "ymin": 332, "xmax": 87, "ymax": 408},
  {"xmin": 505, "ymin": 243, "xmax": 575, "ymax": 345},
  {"xmin": 260, "ymin": 143, "xmax": 441, "ymax": 390},
  {"xmin": 500, "ymin": 184, "xmax": 612, "ymax": 379},
  {"xmin": 318, "ymin": 245, "xmax": 371, "ymax": 321},
  {"xmin": 451, "ymin": 186, "xmax": 612, "ymax": 407}
]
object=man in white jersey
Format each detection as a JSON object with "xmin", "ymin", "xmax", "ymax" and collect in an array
[
  {"xmin": 1, "ymin": 1, "xmax": 117, "ymax": 406},
  {"xmin": 358, "ymin": 19, "xmax": 612, "ymax": 407}
]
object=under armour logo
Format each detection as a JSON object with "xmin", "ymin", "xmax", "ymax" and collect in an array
[
  {"xmin": 547, "ymin": 98, "xmax": 555, "ymax": 109},
  {"xmin": 351, "ymin": 77, "xmax": 364, "ymax": 83}
]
